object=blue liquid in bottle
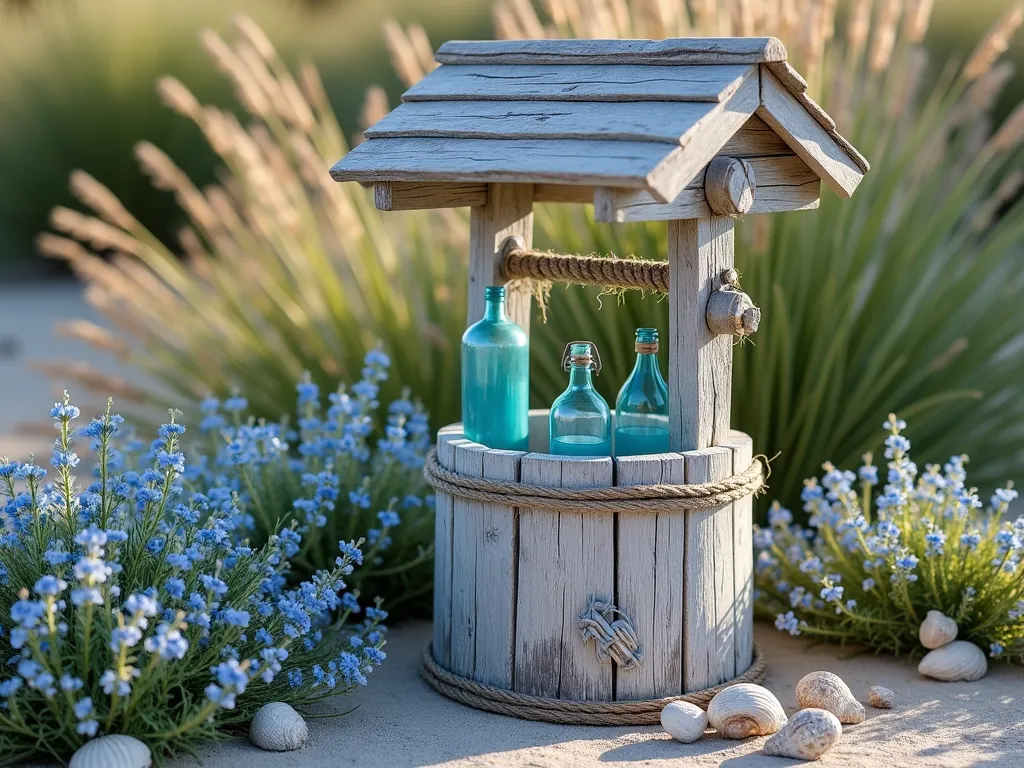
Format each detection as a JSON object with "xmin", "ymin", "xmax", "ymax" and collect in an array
[
  {"xmin": 614, "ymin": 328, "xmax": 669, "ymax": 457},
  {"xmin": 550, "ymin": 342, "xmax": 611, "ymax": 457},
  {"xmin": 461, "ymin": 286, "xmax": 529, "ymax": 451}
]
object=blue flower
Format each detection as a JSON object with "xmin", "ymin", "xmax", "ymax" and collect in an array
[
  {"xmin": 990, "ymin": 642, "xmax": 1004, "ymax": 658},
  {"xmin": 33, "ymin": 575, "xmax": 68, "ymax": 596},
  {"xmin": 223, "ymin": 395, "xmax": 249, "ymax": 413},
  {"xmin": 775, "ymin": 611, "xmax": 801, "ymax": 635},
  {"xmin": 223, "ymin": 608, "xmax": 250, "ymax": 628},
  {"xmin": 73, "ymin": 697, "xmax": 94, "ymax": 719},
  {"xmin": 820, "ymin": 585, "xmax": 844, "ymax": 603},
  {"xmin": 862, "ymin": 578, "xmax": 876, "ymax": 591},
  {"xmin": 144, "ymin": 623, "xmax": 189, "ymax": 660},
  {"xmin": 377, "ymin": 510, "xmax": 401, "ymax": 528},
  {"xmin": 337, "ymin": 540, "xmax": 364, "ymax": 566}
]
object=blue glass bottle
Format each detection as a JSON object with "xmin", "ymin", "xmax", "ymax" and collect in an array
[
  {"xmin": 614, "ymin": 328, "xmax": 669, "ymax": 457},
  {"xmin": 461, "ymin": 286, "xmax": 529, "ymax": 450},
  {"xmin": 549, "ymin": 342, "xmax": 611, "ymax": 457}
]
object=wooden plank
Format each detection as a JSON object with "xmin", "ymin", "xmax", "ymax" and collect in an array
[
  {"xmin": 614, "ymin": 453, "xmax": 686, "ymax": 700},
  {"xmin": 723, "ymin": 429, "xmax": 755, "ymax": 674},
  {"xmin": 374, "ymin": 181, "xmax": 486, "ymax": 211},
  {"xmin": 474, "ymin": 449, "xmax": 524, "ymax": 687},
  {"xmin": 403, "ymin": 63, "xmax": 752, "ymax": 103},
  {"xmin": 720, "ymin": 116, "xmax": 793, "ymax": 157},
  {"xmin": 365, "ymin": 99, "xmax": 721, "ymax": 146},
  {"xmin": 557, "ymin": 457, "xmax": 615, "ymax": 701},
  {"xmin": 594, "ymin": 154, "xmax": 820, "ymax": 222},
  {"xmin": 432, "ymin": 425, "xmax": 464, "ymax": 668},
  {"xmin": 527, "ymin": 408, "xmax": 549, "ymax": 453},
  {"xmin": 330, "ymin": 137, "xmax": 678, "ymax": 193},
  {"xmin": 435, "ymin": 37, "xmax": 788, "ymax": 66},
  {"xmin": 450, "ymin": 440, "xmax": 487, "ymax": 677},
  {"xmin": 468, "ymin": 183, "xmax": 534, "ymax": 333},
  {"xmin": 757, "ymin": 66, "xmax": 865, "ymax": 198},
  {"xmin": 534, "ymin": 183, "xmax": 593, "ymax": 204},
  {"xmin": 667, "ymin": 216, "xmax": 734, "ymax": 451},
  {"xmin": 645, "ymin": 67, "xmax": 759, "ymax": 202},
  {"xmin": 682, "ymin": 447, "xmax": 735, "ymax": 691},
  {"xmin": 514, "ymin": 454, "xmax": 615, "ymax": 700}
]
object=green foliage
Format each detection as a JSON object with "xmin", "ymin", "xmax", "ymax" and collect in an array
[
  {"xmin": 754, "ymin": 414, "xmax": 1024, "ymax": 661},
  {"xmin": 0, "ymin": 396, "xmax": 385, "ymax": 764}
]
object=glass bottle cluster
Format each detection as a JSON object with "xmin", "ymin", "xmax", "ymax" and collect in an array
[{"xmin": 461, "ymin": 286, "xmax": 668, "ymax": 458}]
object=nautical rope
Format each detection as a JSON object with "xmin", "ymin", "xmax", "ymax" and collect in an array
[
  {"xmin": 502, "ymin": 247, "xmax": 670, "ymax": 293},
  {"xmin": 423, "ymin": 449, "xmax": 765, "ymax": 513},
  {"xmin": 420, "ymin": 644, "xmax": 767, "ymax": 725},
  {"xmin": 578, "ymin": 596, "xmax": 643, "ymax": 670}
]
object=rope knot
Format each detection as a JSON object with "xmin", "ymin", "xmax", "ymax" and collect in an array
[{"xmin": 578, "ymin": 595, "xmax": 643, "ymax": 670}]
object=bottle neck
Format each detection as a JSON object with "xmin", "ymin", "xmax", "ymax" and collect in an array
[
  {"xmin": 632, "ymin": 350, "xmax": 659, "ymax": 378},
  {"xmin": 484, "ymin": 298, "xmax": 506, "ymax": 322},
  {"xmin": 568, "ymin": 364, "xmax": 593, "ymax": 389}
]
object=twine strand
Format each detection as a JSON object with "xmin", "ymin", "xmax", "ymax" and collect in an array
[{"xmin": 502, "ymin": 247, "xmax": 670, "ymax": 293}]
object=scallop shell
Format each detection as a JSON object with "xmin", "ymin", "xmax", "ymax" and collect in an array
[
  {"xmin": 763, "ymin": 708, "xmax": 842, "ymax": 761},
  {"xmin": 250, "ymin": 702, "xmax": 309, "ymax": 752},
  {"xmin": 918, "ymin": 640, "xmax": 988, "ymax": 682},
  {"xmin": 868, "ymin": 685, "xmax": 894, "ymax": 709},
  {"xmin": 69, "ymin": 735, "xmax": 152, "ymax": 768},
  {"xmin": 707, "ymin": 683, "xmax": 787, "ymax": 739},
  {"xmin": 660, "ymin": 701, "xmax": 708, "ymax": 743},
  {"xmin": 919, "ymin": 610, "xmax": 958, "ymax": 649},
  {"xmin": 795, "ymin": 670, "xmax": 865, "ymax": 724}
]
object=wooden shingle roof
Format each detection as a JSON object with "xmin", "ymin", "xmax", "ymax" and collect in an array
[{"xmin": 331, "ymin": 37, "xmax": 868, "ymax": 206}]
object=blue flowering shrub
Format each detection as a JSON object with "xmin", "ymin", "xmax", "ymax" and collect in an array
[
  {"xmin": 0, "ymin": 396, "xmax": 386, "ymax": 764},
  {"xmin": 190, "ymin": 349, "xmax": 435, "ymax": 620},
  {"xmin": 756, "ymin": 415, "xmax": 1024, "ymax": 661}
]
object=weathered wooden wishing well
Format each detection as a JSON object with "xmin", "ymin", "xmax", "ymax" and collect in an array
[{"xmin": 331, "ymin": 36, "xmax": 867, "ymax": 723}]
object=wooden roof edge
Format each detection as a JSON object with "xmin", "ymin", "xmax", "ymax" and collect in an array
[{"xmin": 435, "ymin": 37, "xmax": 788, "ymax": 66}]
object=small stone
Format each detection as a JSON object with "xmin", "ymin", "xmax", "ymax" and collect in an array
[
  {"xmin": 868, "ymin": 686, "xmax": 894, "ymax": 709},
  {"xmin": 660, "ymin": 701, "xmax": 708, "ymax": 743}
]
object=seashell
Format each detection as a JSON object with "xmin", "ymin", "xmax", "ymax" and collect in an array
[
  {"xmin": 868, "ymin": 685, "xmax": 894, "ymax": 709},
  {"xmin": 250, "ymin": 702, "xmax": 309, "ymax": 752},
  {"xmin": 919, "ymin": 610, "xmax": 958, "ymax": 649},
  {"xmin": 795, "ymin": 671, "xmax": 865, "ymax": 724},
  {"xmin": 660, "ymin": 701, "xmax": 708, "ymax": 743},
  {"xmin": 707, "ymin": 683, "xmax": 787, "ymax": 739},
  {"xmin": 763, "ymin": 708, "xmax": 842, "ymax": 761},
  {"xmin": 918, "ymin": 640, "xmax": 988, "ymax": 682},
  {"xmin": 69, "ymin": 735, "xmax": 152, "ymax": 768}
]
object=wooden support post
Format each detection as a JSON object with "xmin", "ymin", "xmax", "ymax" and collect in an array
[
  {"xmin": 467, "ymin": 183, "xmax": 534, "ymax": 331},
  {"xmin": 667, "ymin": 216, "xmax": 735, "ymax": 451}
]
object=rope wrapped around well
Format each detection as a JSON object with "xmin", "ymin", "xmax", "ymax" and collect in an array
[
  {"xmin": 502, "ymin": 246, "xmax": 670, "ymax": 293},
  {"xmin": 420, "ymin": 643, "xmax": 767, "ymax": 725},
  {"xmin": 423, "ymin": 449, "xmax": 765, "ymax": 513}
]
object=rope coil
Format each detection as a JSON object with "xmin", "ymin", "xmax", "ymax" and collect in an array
[
  {"xmin": 502, "ymin": 247, "xmax": 670, "ymax": 293},
  {"xmin": 423, "ymin": 449, "xmax": 765, "ymax": 514},
  {"xmin": 420, "ymin": 644, "xmax": 767, "ymax": 725}
]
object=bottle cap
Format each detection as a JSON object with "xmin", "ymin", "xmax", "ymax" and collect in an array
[
  {"xmin": 484, "ymin": 286, "xmax": 506, "ymax": 301},
  {"xmin": 562, "ymin": 341, "xmax": 602, "ymax": 374}
]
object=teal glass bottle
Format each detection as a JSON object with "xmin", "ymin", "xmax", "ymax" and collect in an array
[
  {"xmin": 461, "ymin": 286, "xmax": 529, "ymax": 451},
  {"xmin": 549, "ymin": 342, "xmax": 611, "ymax": 457},
  {"xmin": 614, "ymin": 328, "xmax": 669, "ymax": 457}
]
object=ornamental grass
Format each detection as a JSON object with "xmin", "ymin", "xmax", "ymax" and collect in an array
[
  {"xmin": 0, "ymin": 397, "xmax": 386, "ymax": 765},
  {"xmin": 755, "ymin": 415, "xmax": 1024, "ymax": 661}
]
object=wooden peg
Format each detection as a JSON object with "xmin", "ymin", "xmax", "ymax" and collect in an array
[{"xmin": 704, "ymin": 157, "xmax": 755, "ymax": 216}]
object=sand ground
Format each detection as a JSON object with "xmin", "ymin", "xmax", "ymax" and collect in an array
[{"xmin": 183, "ymin": 621, "xmax": 1024, "ymax": 768}]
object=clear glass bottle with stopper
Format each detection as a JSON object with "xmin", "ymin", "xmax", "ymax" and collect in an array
[
  {"xmin": 461, "ymin": 285, "xmax": 529, "ymax": 451},
  {"xmin": 549, "ymin": 341, "xmax": 611, "ymax": 457},
  {"xmin": 614, "ymin": 327, "xmax": 669, "ymax": 457}
]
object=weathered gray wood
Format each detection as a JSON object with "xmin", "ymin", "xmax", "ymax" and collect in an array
[
  {"xmin": 527, "ymin": 408, "xmax": 549, "ymax": 452},
  {"xmin": 533, "ymin": 183, "xmax": 593, "ymax": 204},
  {"xmin": 403, "ymin": 63, "xmax": 752, "ymax": 103},
  {"xmin": 615, "ymin": 453, "xmax": 686, "ymax": 700},
  {"xmin": 667, "ymin": 217, "xmax": 734, "ymax": 451},
  {"xmin": 450, "ymin": 440, "xmax": 487, "ymax": 677},
  {"xmin": 435, "ymin": 37, "xmax": 788, "ymax": 66},
  {"xmin": 432, "ymin": 425, "xmax": 464, "ymax": 668},
  {"xmin": 757, "ymin": 66, "xmax": 865, "ymax": 198},
  {"xmin": 682, "ymin": 447, "xmax": 735, "ymax": 692},
  {"xmin": 365, "ymin": 98, "xmax": 721, "ymax": 146},
  {"xmin": 704, "ymin": 157, "xmax": 755, "ymax": 216},
  {"xmin": 468, "ymin": 184, "xmax": 534, "ymax": 333},
  {"xmin": 474, "ymin": 449, "xmax": 524, "ymax": 687},
  {"xmin": 594, "ymin": 154, "xmax": 819, "ymax": 222},
  {"xmin": 331, "ymin": 137, "xmax": 677, "ymax": 195},
  {"xmin": 374, "ymin": 181, "xmax": 487, "ymax": 210},
  {"xmin": 515, "ymin": 454, "xmax": 614, "ymax": 700},
  {"xmin": 723, "ymin": 429, "xmax": 755, "ymax": 674},
  {"xmin": 645, "ymin": 68, "xmax": 759, "ymax": 203},
  {"xmin": 720, "ymin": 116, "xmax": 793, "ymax": 157}
]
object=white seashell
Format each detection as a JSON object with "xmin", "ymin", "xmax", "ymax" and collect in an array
[
  {"xmin": 919, "ymin": 610, "xmax": 958, "ymax": 649},
  {"xmin": 918, "ymin": 640, "xmax": 988, "ymax": 682},
  {"xmin": 707, "ymin": 683, "xmax": 787, "ymax": 739},
  {"xmin": 250, "ymin": 702, "xmax": 309, "ymax": 752},
  {"xmin": 795, "ymin": 671, "xmax": 865, "ymax": 724},
  {"xmin": 868, "ymin": 685, "xmax": 894, "ymax": 709},
  {"xmin": 69, "ymin": 735, "xmax": 152, "ymax": 768},
  {"xmin": 660, "ymin": 701, "xmax": 708, "ymax": 743},
  {"xmin": 763, "ymin": 708, "xmax": 842, "ymax": 761}
]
